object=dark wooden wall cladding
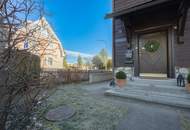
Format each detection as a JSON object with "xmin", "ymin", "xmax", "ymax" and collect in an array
[
  {"xmin": 114, "ymin": 0, "xmax": 153, "ymax": 12},
  {"xmin": 112, "ymin": 0, "xmax": 190, "ymax": 68},
  {"xmin": 175, "ymin": 8, "xmax": 190, "ymax": 68},
  {"xmin": 114, "ymin": 19, "xmax": 128, "ymax": 67},
  {"xmin": 128, "ymin": 4, "xmax": 178, "ymax": 30}
]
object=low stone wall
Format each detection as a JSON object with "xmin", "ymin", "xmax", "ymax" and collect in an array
[{"xmin": 89, "ymin": 71, "xmax": 112, "ymax": 83}]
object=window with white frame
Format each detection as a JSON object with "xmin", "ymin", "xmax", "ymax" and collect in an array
[
  {"xmin": 24, "ymin": 40, "xmax": 29, "ymax": 49},
  {"xmin": 46, "ymin": 57, "xmax": 53, "ymax": 66},
  {"xmin": 49, "ymin": 42, "xmax": 54, "ymax": 48},
  {"xmin": 41, "ymin": 27, "xmax": 48, "ymax": 36}
]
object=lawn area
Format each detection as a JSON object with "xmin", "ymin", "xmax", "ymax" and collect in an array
[
  {"xmin": 181, "ymin": 112, "xmax": 190, "ymax": 130},
  {"xmin": 38, "ymin": 83, "xmax": 128, "ymax": 130}
]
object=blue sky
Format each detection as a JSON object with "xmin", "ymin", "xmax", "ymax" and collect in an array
[{"xmin": 44, "ymin": 0, "xmax": 112, "ymax": 63}]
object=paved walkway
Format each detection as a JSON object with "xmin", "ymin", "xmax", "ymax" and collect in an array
[
  {"xmin": 116, "ymin": 103, "xmax": 181, "ymax": 130},
  {"xmin": 81, "ymin": 81, "xmax": 190, "ymax": 130}
]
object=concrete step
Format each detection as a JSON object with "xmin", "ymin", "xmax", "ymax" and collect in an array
[
  {"xmin": 126, "ymin": 82, "xmax": 186, "ymax": 95},
  {"xmin": 127, "ymin": 82, "xmax": 180, "ymax": 89},
  {"xmin": 123, "ymin": 86, "xmax": 187, "ymax": 95},
  {"xmin": 131, "ymin": 78, "xmax": 177, "ymax": 86},
  {"xmin": 105, "ymin": 88, "xmax": 190, "ymax": 109}
]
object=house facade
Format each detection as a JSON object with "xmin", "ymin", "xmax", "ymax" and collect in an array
[
  {"xmin": 16, "ymin": 17, "xmax": 65, "ymax": 69},
  {"xmin": 106, "ymin": 0, "xmax": 190, "ymax": 78}
]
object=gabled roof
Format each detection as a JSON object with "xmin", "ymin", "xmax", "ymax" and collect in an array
[{"xmin": 37, "ymin": 17, "xmax": 65, "ymax": 57}]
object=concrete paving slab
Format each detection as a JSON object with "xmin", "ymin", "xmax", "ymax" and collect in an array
[{"xmin": 117, "ymin": 104, "xmax": 181, "ymax": 130}]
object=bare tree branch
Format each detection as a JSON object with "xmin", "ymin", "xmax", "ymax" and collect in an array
[{"xmin": 0, "ymin": 0, "xmax": 54, "ymax": 129}]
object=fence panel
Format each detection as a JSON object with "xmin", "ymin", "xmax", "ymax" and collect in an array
[{"xmin": 41, "ymin": 69, "xmax": 112, "ymax": 84}]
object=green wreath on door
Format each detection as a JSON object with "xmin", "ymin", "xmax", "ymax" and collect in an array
[{"xmin": 144, "ymin": 40, "xmax": 160, "ymax": 53}]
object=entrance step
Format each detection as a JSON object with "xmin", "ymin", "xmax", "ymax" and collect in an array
[
  {"xmin": 105, "ymin": 89, "xmax": 190, "ymax": 109},
  {"xmin": 131, "ymin": 78, "xmax": 177, "ymax": 86},
  {"xmin": 105, "ymin": 80, "xmax": 190, "ymax": 109},
  {"xmin": 123, "ymin": 84, "xmax": 186, "ymax": 95}
]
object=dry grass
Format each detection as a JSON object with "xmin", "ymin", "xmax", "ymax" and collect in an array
[
  {"xmin": 181, "ymin": 112, "xmax": 190, "ymax": 130},
  {"xmin": 38, "ymin": 83, "xmax": 128, "ymax": 130}
]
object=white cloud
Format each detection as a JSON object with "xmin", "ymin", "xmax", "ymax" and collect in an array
[{"xmin": 65, "ymin": 50, "xmax": 94, "ymax": 58}]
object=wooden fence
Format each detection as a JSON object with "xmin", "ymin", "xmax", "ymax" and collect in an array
[{"xmin": 41, "ymin": 69, "xmax": 112, "ymax": 84}]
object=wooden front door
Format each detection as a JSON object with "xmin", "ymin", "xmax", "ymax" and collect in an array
[{"xmin": 138, "ymin": 31, "xmax": 168, "ymax": 78}]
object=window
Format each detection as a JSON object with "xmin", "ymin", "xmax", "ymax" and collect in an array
[
  {"xmin": 31, "ymin": 41, "xmax": 36, "ymax": 48},
  {"xmin": 46, "ymin": 57, "xmax": 53, "ymax": 66},
  {"xmin": 41, "ymin": 27, "xmax": 48, "ymax": 36},
  {"xmin": 49, "ymin": 42, "xmax": 53, "ymax": 48},
  {"xmin": 24, "ymin": 40, "xmax": 29, "ymax": 49}
]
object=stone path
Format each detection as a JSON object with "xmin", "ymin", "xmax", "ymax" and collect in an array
[{"xmin": 116, "ymin": 102, "xmax": 181, "ymax": 130}]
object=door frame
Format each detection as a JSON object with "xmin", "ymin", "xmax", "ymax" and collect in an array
[{"xmin": 137, "ymin": 27, "xmax": 172, "ymax": 78}]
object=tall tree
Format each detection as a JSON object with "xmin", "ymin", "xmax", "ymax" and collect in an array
[
  {"xmin": 77, "ymin": 55, "xmax": 83, "ymax": 67},
  {"xmin": 92, "ymin": 55, "xmax": 103, "ymax": 69},
  {"xmin": 107, "ymin": 59, "xmax": 112, "ymax": 70},
  {"xmin": 85, "ymin": 59, "xmax": 91, "ymax": 66},
  {"xmin": 63, "ymin": 56, "xmax": 68, "ymax": 69},
  {"xmin": 99, "ymin": 48, "xmax": 108, "ymax": 70},
  {"xmin": 85, "ymin": 58, "xmax": 91, "ymax": 65}
]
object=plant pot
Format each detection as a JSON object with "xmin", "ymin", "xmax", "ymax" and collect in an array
[
  {"xmin": 186, "ymin": 83, "xmax": 190, "ymax": 92},
  {"xmin": 116, "ymin": 79, "xmax": 126, "ymax": 88}
]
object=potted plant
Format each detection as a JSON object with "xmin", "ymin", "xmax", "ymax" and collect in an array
[
  {"xmin": 186, "ymin": 73, "xmax": 190, "ymax": 92},
  {"xmin": 115, "ymin": 71, "xmax": 127, "ymax": 88}
]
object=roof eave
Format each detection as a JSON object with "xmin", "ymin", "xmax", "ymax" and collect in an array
[{"xmin": 105, "ymin": 0, "xmax": 172, "ymax": 19}]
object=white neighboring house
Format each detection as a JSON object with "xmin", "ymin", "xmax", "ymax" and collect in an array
[{"xmin": 16, "ymin": 17, "xmax": 65, "ymax": 69}]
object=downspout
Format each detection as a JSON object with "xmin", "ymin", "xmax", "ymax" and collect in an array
[
  {"xmin": 112, "ymin": 0, "xmax": 115, "ymax": 80},
  {"xmin": 112, "ymin": 18, "xmax": 115, "ymax": 80}
]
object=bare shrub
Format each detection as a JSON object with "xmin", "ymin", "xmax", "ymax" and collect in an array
[{"xmin": 0, "ymin": 0, "xmax": 54, "ymax": 129}]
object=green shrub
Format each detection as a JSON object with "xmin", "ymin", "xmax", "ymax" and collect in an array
[
  {"xmin": 187, "ymin": 73, "xmax": 190, "ymax": 83},
  {"xmin": 116, "ymin": 71, "xmax": 126, "ymax": 79}
]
